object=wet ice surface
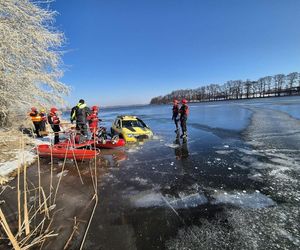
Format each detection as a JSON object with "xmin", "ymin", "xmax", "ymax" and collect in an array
[{"xmin": 83, "ymin": 97, "xmax": 300, "ymax": 249}]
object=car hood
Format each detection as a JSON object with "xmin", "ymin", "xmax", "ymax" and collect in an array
[{"xmin": 123, "ymin": 127, "xmax": 151, "ymax": 134}]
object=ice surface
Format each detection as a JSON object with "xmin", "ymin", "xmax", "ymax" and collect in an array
[
  {"xmin": 212, "ymin": 191, "xmax": 275, "ymax": 209},
  {"xmin": 131, "ymin": 191, "xmax": 208, "ymax": 209},
  {"xmin": 67, "ymin": 97, "xmax": 300, "ymax": 249}
]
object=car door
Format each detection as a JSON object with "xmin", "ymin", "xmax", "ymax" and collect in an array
[{"xmin": 113, "ymin": 118, "xmax": 122, "ymax": 134}]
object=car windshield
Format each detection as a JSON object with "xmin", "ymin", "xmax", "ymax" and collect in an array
[{"xmin": 122, "ymin": 120, "xmax": 145, "ymax": 128}]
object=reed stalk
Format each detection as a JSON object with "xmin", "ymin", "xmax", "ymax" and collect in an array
[
  {"xmin": 0, "ymin": 209, "xmax": 21, "ymax": 250},
  {"xmin": 17, "ymin": 137, "xmax": 22, "ymax": 236},
  {"xmin": 22, "ymin": 134, "xmax": 30, "ymax": 236}
]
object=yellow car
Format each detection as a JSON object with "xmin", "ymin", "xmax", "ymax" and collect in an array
[{"xmin": 111, "ymin": 115, "xmax": 153, "ymax": 142}]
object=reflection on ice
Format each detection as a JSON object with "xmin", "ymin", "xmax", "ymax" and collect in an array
[{"xmin": 212, "ymin": 192, "xmax": 275, "ymax": 209}]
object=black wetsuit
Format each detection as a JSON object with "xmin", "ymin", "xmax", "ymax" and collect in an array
[
  {"xmin": 71, "ymin": 103, "xmax": 91, "ymax": 136},
  {"xmin": 172, "ymin": 104, "xmax": 179, "ymax": 130},
  {"xmin": 179, "ymin": 104, "xmax": 189, "ymax": 135}
]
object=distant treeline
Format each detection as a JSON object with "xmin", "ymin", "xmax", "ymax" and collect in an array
[{"xmin": 150, "ymin": 72, "xmax": 300, "ymax": 104}]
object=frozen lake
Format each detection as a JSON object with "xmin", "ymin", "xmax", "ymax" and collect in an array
[
  {"xmin": 83, "ymin": 96, "xmax": 300, "ymax": 249},
  {"xmin": 1, "ymin": 96, "xmax": 300, "ymax": 249}
]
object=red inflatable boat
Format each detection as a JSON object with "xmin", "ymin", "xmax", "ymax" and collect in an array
[
  {"xmin": 58, "ymin": 138, "xmax": 125, "ymax": 149},
  {"xmin": 95, "ymin": 138, "xmax": 126, "ymax": 149},
  {"xmin": 58, "ymin": 139, "xmax": 94, "ymax": 149},
  {"xmin": 37, "ymin": 144, "xmax": 98, "ymax": 160}
]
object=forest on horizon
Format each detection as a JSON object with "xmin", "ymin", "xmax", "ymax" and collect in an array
[{"xmin": 150, "ymin": 72, "xmax": 300, "ymax": 104}]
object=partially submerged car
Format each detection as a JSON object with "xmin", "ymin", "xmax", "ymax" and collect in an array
[{"xmin": 111, "ymin": 115, "xmax": 153, "ymax": 142}]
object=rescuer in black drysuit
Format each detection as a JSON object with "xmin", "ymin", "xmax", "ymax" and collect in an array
[
  {"xmin": 172, "ymin": 99, "xmax": 180, "ymax": 133},
  {"xmin": 70, "ymin": 99, "xmax": 91, "ymax": 140},
  {"xmin": 179, "ymin": 99, "xmax": 189, "ymax": 138}
]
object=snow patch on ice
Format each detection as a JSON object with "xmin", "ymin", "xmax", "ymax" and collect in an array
[
  {"xmin": 130, "ymin": 177, "xmax": 148, "ymax": 185},
  {"xmin": 212, "ymin": 191, "xmax": 275, "ymax": 209},
  {"xmin": 131, "ymin": 191, "xmax": 208, "ymax": 208},
  {"xmin": 132, "ymin": 192, "xmax": 164, "ymax": 207},
  {"xmin": 165, "ymin": 143, "xmax": 180, "ymax": 149},
  {"xmin": 152, "ymin": 135, "xmax": 163, "ymax": 140},
  {"xmin": 127, "ymin": 148, "xmax": 139, "ymax": 153},
  {"xmin": 216, "ymin": 150, "xmax": 234, "ymax": 155},
  {"xmin": 56, "ymin": 170, "xmax": 69, "ymax": 178}
]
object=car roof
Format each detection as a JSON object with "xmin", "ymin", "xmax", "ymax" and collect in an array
[{"xmin": 117, "ymin": 115, "xmax": 138, "ymax": 121}]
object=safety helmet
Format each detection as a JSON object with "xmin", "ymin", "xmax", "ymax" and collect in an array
[
  {"xmin": 40, "ymin": 108, "xmax": 45, "ymax": 113},
  {"xmin": 91, "ymin": 105, "xmax": 98, "ymax": 111},
  {"xmin": 173, "ymin": 99, "xmax": 179, "ymax": 104},
  {"xmin": 31, "ymin": 107, "xmax": 37, "ymax": 111},
  {"xmin": 50, "ymin": 107, "xmax": 58, "ymax": 113},
  {"xmin": 181, "ymin": 99, "xmax": 188, "ymax": 104}
]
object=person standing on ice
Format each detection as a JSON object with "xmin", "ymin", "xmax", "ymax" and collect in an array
[
  {"xmin": 70, "ymin": 99, "xmax": 91, "ymax": 139},
  {"xmin": 48, "ymin": 107, "xmax": 61, "ymax": 144},
  {"xmin": 179, "ymin": 99, "xmax": 189, "ymax": 138},
  {"xmin": 29, "ymin": 107, "xmax": 42, "ymax": 138},
  {"xmin": 172, "ymin": 99, "xmax": 180, "ymax": 133},
  {"xmin": 87, "ymin": 105, "xmax": 100, "ymax": 138}
]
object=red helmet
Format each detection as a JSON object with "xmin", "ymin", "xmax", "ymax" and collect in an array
[
  {"xmin": 91, "ymin": 105, "xmax": 98, "ymax": 111},
  {"xmin": 173, "ymin": 99, "xmax": 179, "ymax": 104},
  {"xmin": 181, "ymin": 99, "xmax": 188, "ymax": 104},
  {"xmin": 50, "ymin": 107, "xmax": 58, "ymax": 113},
  {"xmin": 31, "ymin": 107, "xmax": 37, "ymax": 111}
]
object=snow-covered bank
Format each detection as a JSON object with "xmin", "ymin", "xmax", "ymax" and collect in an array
[{"xmin": 0, "ymin": 130, "xmax": 51, "ymax": 185}]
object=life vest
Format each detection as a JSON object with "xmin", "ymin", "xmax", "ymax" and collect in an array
[
  {"xmin": 29, "ymin": 111, "xmax": 42, "ymax": 122},
  {"xmin": 180, "ymin": 104, "xmax": 189, "ymax": 117},
  {"xmin": 48, "ymin": 112, "xmax": 60, "ymax": 125},
  {"xmin": 71, "ymin": 103, "xmax": 89, "ymax": 123},
  {"xmin": 186, "ymin": 105, "xmax": 189, "ymax": 116},
  {"xmin": 87, "ymin": 113, "xmax": 99, "ymax": 129}
]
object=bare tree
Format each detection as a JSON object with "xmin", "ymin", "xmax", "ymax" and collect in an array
[
  {"xmin": 287, "ymin": 72, "xmax": 298, "ymax": 89},
  {"xmin": 150, "ymin": 72, "xmax": 300, "ymax": 104},
  {"xmin": 274, "ymin": 74, "xmax": 285, "ymax": 96},
  {"xmin": 257, "ymin": 78, "xmax": 265, "ymax": 97},
  {"xmin": 244, "ymin": 79, "xmax": 252, "ymax": 99},
  {"xmin": 0, "ymin": 0, "xmax": 69, "ymax": 126},
  {"xmin": 264, "ymin": 76, "xmax": 273, "ymax": 96}
]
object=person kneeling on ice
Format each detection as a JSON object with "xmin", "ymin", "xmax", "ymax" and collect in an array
[
  {"xmin": 48, "ymin": 107, "xmax": 61, "ymax": 144},
  {"xmin": 172, "ymin": 99, "xmax": 180, "ymax": 133},
  {"xmin": 87, "ymin": 105, "xmax": 101, "ymax": 138},
  {"xmin": 179, "ymin": 99, "xmax": 189, "ymax": 138}
]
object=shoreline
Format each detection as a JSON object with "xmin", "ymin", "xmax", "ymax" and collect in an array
[
  {"xmin": 0, "ymin": 129, "xmax": 50, "ymax": 185},
  {"xmin": 150, "ymin": 93, "xmax": 300, "ymax": 105}
]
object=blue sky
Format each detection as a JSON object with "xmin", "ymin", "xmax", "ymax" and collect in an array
[{"xmin": 51, "ymin": 0, "xmax": 300, "ymax": 107}]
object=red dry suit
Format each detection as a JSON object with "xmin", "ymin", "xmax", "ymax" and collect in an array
[{"xmin": 87, "ymin": 111, "xmax": 99, "ymax": 135}]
